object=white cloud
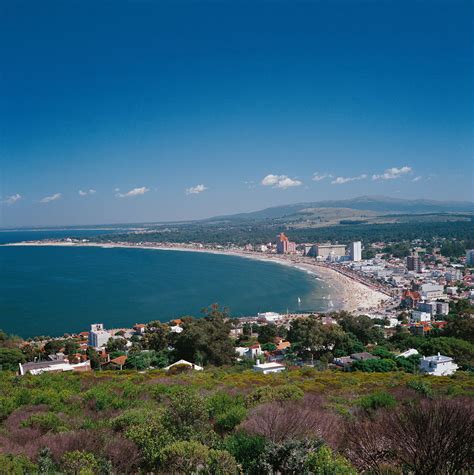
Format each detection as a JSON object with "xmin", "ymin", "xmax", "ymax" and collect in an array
[
  {"xmin": 3, "ymin": 193, "xmax": 22, "ymax": 205},
  {"xmin": 186, "ymin": 184, "xmax": 208, "ymax": 195},
  {"xmin": 331, "ymin": 174, "xmax": 367, "ymax": 185},
  {"xmin": 40, "ymin": 193, "xmax": 62, "ymax": 203},
  {"xmin": 79, "ymin": 189, "xmax": 96, "ymax": 196},
  {"xmin": 261, "ymin": 174, "xmax": 302, "ymax": 189},
  {"xmin": 412, "ymin": 176, "xmax": 422, "ymax": 182},
  {"xmin": 312, "ymin": 172, "xmax": 332, "ymax": 182},
  {"xmin": 372, "ymin": 166, "xmax": 412, "ymax": 181},
  {"xmin": 116, "ymin": 187, "xmax": 150, "ymax": 198}
]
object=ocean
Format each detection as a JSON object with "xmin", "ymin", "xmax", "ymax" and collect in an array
[{"xmin": 0, "ymin": 229, "xmax": 331, "ymax": 338}]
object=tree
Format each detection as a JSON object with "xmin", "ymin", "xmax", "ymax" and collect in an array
[
  {"xmin": 143, "ymin": 321, "xmax": 170, "ymax": 352},
  {"xmin": 86, "ymin": 346, "xmax": 101, "ymax": 370},
  {"xmin": 257, "ymin": 324, "xmax": 277, "ymax": 344},
  {"xmin": 174, "ymin": 304, "xmax": 236, "ymax": 366},
  {"xmin": 64, "ymin": 340, "xmax": 79, "ymax": 355},
  {"xmin": 0, "ymin": 347, "xmax": 25, "ymax": 371},
  {"xmin": 305, "ymin": 446, "xmax": 356, "ymax": 475},
  {"xmin": 106, "ymin": 338, "xmax": 128, "ymax": 353},
  {"xmin": 60, "ymin": 450, "xmax": 100, "ymax": 475},
  {"xmin": 44, "ymin": 339, "xmax": 64, "ymax": 355},
  {"xmin": 0, "ymin": 453, "xmax": 38, "ymax": 474},
  {"xmin": 337, "ymin": 315, "xmax": 384, "ymax": 345}
]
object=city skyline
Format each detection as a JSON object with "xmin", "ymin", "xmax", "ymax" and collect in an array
[{"xmin": 2, "ymin": 0, "xmax": 472, "ymax": 226}]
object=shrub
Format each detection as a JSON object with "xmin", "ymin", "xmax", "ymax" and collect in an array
[
  {"xmin": 406, "ymin": 379, "xmax": 433, "ymax": 397},
  {"xmin": 60, "ymin": 450, "xmax": 100, "ymax": 475},
  {"xmin": 358, "ymin": 391, "xmax": 397, "ymax": 412},
  {"xmin": 305, "ymin": 446, "xmax": 356, "ymax": 475},
  {"xmin": 0, "ymin": 453, "xmax": 38, "ymax": 474},
  {"xmin": 215, "ymin": 405, "xmax": 248, "ymax": 432},
  {"xmin": 21, "ymin": 412, "xmax": 68, "ymax": 433},
  {"xmin": 352, "ymin": 358, "xmax": 398, "ymax": 372},
  {"xmin": 246, "ymin": 384, "xmax": 304, "ymax": 407},
  {"xmin": 160, "ymin": 440, "xmax": 210, "ymax": 473},
  {"xmin": 223, "ymin": 431, "xmax": 267, "ymax": 475}
]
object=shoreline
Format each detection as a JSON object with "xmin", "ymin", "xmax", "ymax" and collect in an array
[{"xmin": 4, "ymin": 240, "xmax": 391, "ymax": 314}]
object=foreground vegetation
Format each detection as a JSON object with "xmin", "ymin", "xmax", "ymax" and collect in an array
[{"xmin": 0, "ymin": 366, "xmax": 473, "ymax": 474}]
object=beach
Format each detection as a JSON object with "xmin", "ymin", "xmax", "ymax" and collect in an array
[{"xmin": 5, "ymin": 240, "xmax": 390, "ymax": 314}]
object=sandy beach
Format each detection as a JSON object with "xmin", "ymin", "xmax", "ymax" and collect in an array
[{"xmin": 5, "ymin": 240, "xmax": 390, "ymax": 314}]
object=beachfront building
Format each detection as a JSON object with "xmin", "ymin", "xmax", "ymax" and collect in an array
[
  {"xmin": 276, "ymin": 233, "xmax": 296, "ymax": 254},
  {"xmin": 88, "ymin": 323, "xmax": 111, "ymax": 349},
  {"xmin": 253, "ymin": 361, "xmax": 286, "ymax": 374},
  {"xmin": 19, "ymin": 359, "xmax": 91, "ymax": 376},
  {"xmin": 349, "ymin": 241, "xmax": 362, "ymax": 262},
  {"xmin": 314, "ymin": 243, "xmax": 346, "ymax": 261},
  {"xmin": 257, "ymin": 312, "xmax": 282, "ymax": 323},
  {"xmin": 420, "ymin": 353, "xmax": 458, "ymax": 376}
]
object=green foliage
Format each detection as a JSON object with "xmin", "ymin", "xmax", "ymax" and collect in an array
[
  {"xmin": 223, "ymin": 431, "xmax": 267, "ymax": 474},
  {"xmin": 370, "ymin": 347, "xmax": 395, "ymax": 359},
  {"xmin": 257, "ymin": 324, "xmax": 278, "ymax": 344},
  {"xmin": 60, "ymin": 450, "xmax": 100, "ymax": 475},
  {"xmin": 246, "ymin": 384, "xmax": 304, "ymax": 407},
  {"xmin": 407, "ymin": 379, "xmax": 433, "ymax": 397},
  {"xmin": 261, "ymin": 342, "xmax": 277, "ymax": 352},
  {"xmin": 337, "ymin": 315, "xmax": 384, "ymax": 345},
  {"xmin": 352, "ymin": 358, "xmax": 398, "ymax": 373},
  {"xmin": 174, "ymin": 304, "xmax": 236, "ymax": 366},
  {"xmin": 305, "ymin": 446, "xmax": 356, "ymax": 475},
  {"xmin": 0, "ymin": 347, "xmax": 25, "ymax": 371},
  {"xmin": 125, "ymin": 350, "xmax": 169, "ymax": 370},
  {"xmin": 215, "ymin": 405, "xmax": 248, "ymax": 432},
  {"xmin": 0, "ymin": 453, "xmax": 38, "ymax": 474},
  {"xmin": 21, "ymin": 411, "xmax": 68, "ymax": 433},
  {"xmin": 143, "ymin": 321, "xmax": 170, "ymax": 352},
  {"xmin": 358, "ymin": 391, "xmax": 397, "ymax": 411}
]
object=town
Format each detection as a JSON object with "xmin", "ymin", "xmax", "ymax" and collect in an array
[{"xmin": 6, "ymin": 233, "xmax": 473, "ymax": 380}]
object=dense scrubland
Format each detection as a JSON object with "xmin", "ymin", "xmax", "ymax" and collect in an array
[{"xmin": 0, "ymin": 366, "xmax": 473, "ymax": 474}]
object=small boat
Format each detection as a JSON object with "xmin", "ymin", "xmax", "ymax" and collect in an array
[{"xmin": 297, "ymin": 297, "xmax": 301, "ymax": 305}]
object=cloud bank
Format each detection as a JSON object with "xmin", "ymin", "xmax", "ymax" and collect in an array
[
  {"xmin": 116, "ymin": 187, "xmax": 150, "ymax": 198},
  {"xmin": 261, "ymin": 174, "xmax": 302, "ymax": 189},
  {"xmin": 3, "ymin": 193, "xmax": 22, "ymax": 205},
  {"xmin": 372, "ymin": 166, "xmax": 412, "ymax": 180},
  {"xmin": 331, "ymin": 174, "xmax": 367, "ymax": 185},
  {"xmin": 186, "ymin": 184, "xmax": 208, "ymax": 195},
  {"xmin": 40, "ymin": 193, "xmax": 62, "ymax": 203}
]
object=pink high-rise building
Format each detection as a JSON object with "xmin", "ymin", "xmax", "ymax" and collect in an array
[{"xmin": 276, "ymin": 233, "xmax": 296, "ymax": 254}]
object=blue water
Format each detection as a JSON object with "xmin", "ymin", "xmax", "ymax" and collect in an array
[{"xmin": 0, "ymin": 230, "xmax": 330, "ymax": 338}]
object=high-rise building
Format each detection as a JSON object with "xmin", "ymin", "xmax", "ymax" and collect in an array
[
  {"xmin": 406, "ymin": 252, "xmax": 422, "ymax": 273},
  {"xmin": 466, "ymin": 249, "xmax": 474, "ymax": 266},
  {"xmin": 276, "ymin": 233, "xmax": 296, "ymax": 254},
  {"xmin": 88, "ymin": 323, "xmax": 111, "ymax": 349},
  {"xmin": 349, "ymin": 241, "xmax": 362, "ymax": 261}
]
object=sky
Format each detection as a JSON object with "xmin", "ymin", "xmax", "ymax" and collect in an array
[{"xmin": 1, "ymin": 0, "xmax": 473, "ymax": 227}]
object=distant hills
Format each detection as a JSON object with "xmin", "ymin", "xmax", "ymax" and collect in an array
[{"xmin": 211, "ymin": 196, "xmax": 474, "ymax": 223}]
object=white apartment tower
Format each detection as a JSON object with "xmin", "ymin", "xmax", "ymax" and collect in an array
[{"xmin": 349, "ymin": 241, "xmax": 362, "ymax": 262}]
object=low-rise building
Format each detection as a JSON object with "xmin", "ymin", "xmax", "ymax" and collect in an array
[
  {"xmin": 419, "ymin": 353, "xmax": 458, "ymax": 376},
  {"xmin": 252, "ymin": 361, "xmax": 286, "ymax": 374},
  {"xmin": 19, "ymin": 359, "xmax": 91, "ymax": 376},
  {"xmin": 411, "ymin": 310, "xmax": 431, "ymax": 323}
]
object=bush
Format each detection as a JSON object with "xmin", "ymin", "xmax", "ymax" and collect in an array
[
  {"xmin": 223, "ymin": 431, "xmax": 267, "ymax": 475},
  {"xmin": 60, "ymin": 450, "xmax": 100, "ymax": 475},
  {"xmin": 215, "ymin": 405, "xmax": 248, "ymax": 432},
  {"xmin": 358, "ymin": 391, "xmax": 397, "ymax": 412},
  {"xmin": 406, "ymin": 379, "xmax": 433, "ymax": 397},
  {"xmin": 305, "ymin": 446, "xmax": 356, "ymax": 474},
  {"xmin": 246, "ymin": 384, "xmax": 304, "ymax": 407},
  {"xmin": 21, "ymin": 412, "xmax": 68, "ymax": 433},
  {"xmin": 352, "ymin": 358, "xmax": 398, "ymax": 372},
  {"xmin": 0, "ymin": 453, "xmax": 38, "ymax": 474}
]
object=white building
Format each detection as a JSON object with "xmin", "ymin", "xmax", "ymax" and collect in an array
[
  {"xmin": 420, "ymin": 353, "xmax": 458, "ymax": 376},
  {"xmin": 349, "ymin": 241, "xmax": 362, "ymax": 262},
  {"xmin": 396, "ymin": 348, "xmax": 419, "ymax": 358},
  {"xmin": 420, "ymin": 284, "xmax": 444, "ymax": 300},
  {"xmin": 19, "ymin": 360, "xmax": 91, "ymax": 376},
  {"xmin": 170, "ymin": 325, "xmax": 183, "ymax": 334},
  {"xmin": 88, "ymin": 323, "xmax": 111, "ymax": 349},
  {"xmin": 164, "ymin": 359, "xmax": 203, "ymax": 371},
  {"xmin": 411, "ymin": 310, "xmax": 431, "ymax": 323},
  {"xmin": 257, "ymin": 312, "xmax": 281, "ymax": 323},
  {"xmin": 253, "ymin": 361, "xmax": 286, "ymax": 375},
  {"xmin": 236, "ymin": 345, "xmax": 262, "ymax": 359}
]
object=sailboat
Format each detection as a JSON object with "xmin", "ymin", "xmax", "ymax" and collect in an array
[{"xmin": 297, "ymin": 297, "xmax": 301, "ymax": 305}]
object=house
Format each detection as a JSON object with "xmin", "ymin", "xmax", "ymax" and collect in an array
[
  {"xmin": 411, "ymin": 310, "xmax": 431, "ymax": 323},
  {"xmin": 235, "ymin": 344, "xmax": 262, "ymax": 360},
  {"xmin": 133, "ymin": 324, "xmax": 146, "ymax": 334},
  {"xmin": 164, "ymin": 359, "xmax": 203, "ymax": 371},
  {"xmin": 397, "ymin": 348, "xmax": 419, "ymax": 358},
  {"xmin": 419, "ymin": 353, "xmax": 458, "ymax": 376},
  {"xmin": 170, "ymin": 325, "xmax": 183, "ymax": 334},
  {"xmin": 276, "ymin": 340, "xmax": 291, "ymax": 351},
  {"xmin": 350, "ymin": 352, "xmax": 378, "ymax": 361},
  {"xmin": 106, "ymin": 355, "xmax": 128, "ymax": 370},
  {"xmin": 401, "ymin": 290, "xmax": 422, "ymax": 309},
  {"xmin": 19, "ymin": 359, "xmax": 91, "ymax": 376},
  {"xmin": 253, "ymin": 361, "xmax": 286, "ymax": 374}
]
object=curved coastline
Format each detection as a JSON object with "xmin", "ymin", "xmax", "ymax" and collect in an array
[{"xmin": 4, "ymin": 240, "xmax": 390, "ymax": 313}]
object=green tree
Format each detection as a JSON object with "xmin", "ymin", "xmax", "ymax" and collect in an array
[
  {"xmin": 0, "ymin": 453, "xmax": 38, "ymax": 474},
  {"xmin": 338, "ymin": 314, "xmax": 384, "ymax": 345},
  {"xmin": 143, "ymin": 321, "xmax": 170, "ymax": 352},
  {"xmin": 60, "ymin": 451, "xmax": 100, "ymax": 475},
  {"xmin": 0, "ymin": 347, "xmax": 25, "ymax": 371},
  {"xmin": 352, "ymin": 358, "xmax": 398, "ymax": 372},
  {"xmin": 305, "ymin": 446, "xmax": 356, "ymax": 475},
  {"xmin": 257, "ymin": 324, "xmax": 278, "ymax": 344},
  {"xmin": 174, "ymin": 304, "xmax": 236, "ymax": 366}
]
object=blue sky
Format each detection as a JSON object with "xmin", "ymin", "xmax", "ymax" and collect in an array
[{"xmin": 1, "ymin": 0, "xmax": 472, "ymax": 227}]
